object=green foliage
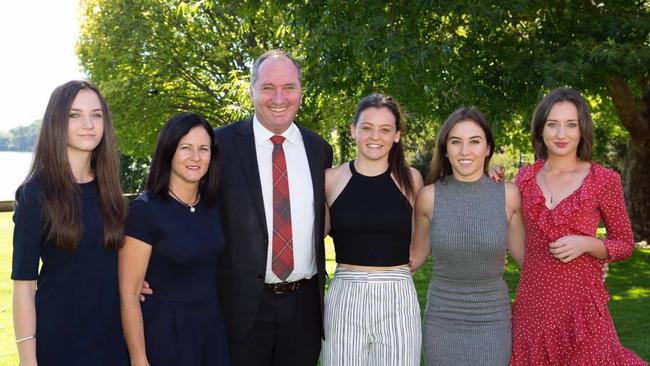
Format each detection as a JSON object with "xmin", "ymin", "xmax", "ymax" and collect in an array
[
  {"xmin": 79, "ymin": 1, "xmax": 647, "ymax": 164},
  {"xmin": 119, "ymin": 153, "xmax": 149, "ymax": 194},
  {"xmin": 79, "ymin": 2, "xmax": 649, "ymax": 239},
  {"xmin": 0, "ymin": 120, "xmax": 40, "ymax": 152},
  {"xmin": 297, "ymin": 0, "xmax": 649, "ymax": 160},
  {"xmin": 78, "ymin": 0, "xmax": 303, "ymax": 157},
  {"xmin": 590, "ymin": 95, "xmax": 629, "ymax": 173}
]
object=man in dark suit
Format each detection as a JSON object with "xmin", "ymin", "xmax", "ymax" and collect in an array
[{"xmin": 215, "ymin": 50, "xmax": 333, "ymax": 365}]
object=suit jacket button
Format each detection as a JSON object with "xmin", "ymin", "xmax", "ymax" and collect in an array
[{"xmin": 257, "ymin": 274, "xmax": 264, "ymax": 279}]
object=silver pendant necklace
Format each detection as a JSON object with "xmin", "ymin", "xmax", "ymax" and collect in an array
[
  {"xmin": 542, "ymin": 173, "xmax": 554, "ymax": 204},
  {"xmin": 540, "ymin": 164, "xmax": 555, "ymax": 206},
  {"xmin": 168, "ymin": 188, "xmax": 198, "ymax": 213}
]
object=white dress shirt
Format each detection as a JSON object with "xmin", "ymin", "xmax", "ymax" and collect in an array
[{"xmin": 253, "ymin": 116, "xmax": 316, "ymax": 283}]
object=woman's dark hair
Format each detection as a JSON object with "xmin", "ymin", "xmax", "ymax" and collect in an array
[
  {"xmin": 146, "ymin": 112, "xmax": 219, "ymax": 206},
  {"xmin": 530, "ymin": 88, "xmax": 593, "ymax": 161},
  {"xmin": 352, "ymin": 93, "xmax": 415, "ymax": 200},
  {"xmin": 21, "ymin": 80, "xmax": 126, "ymax": 251},
  {"xmin": 426, "ymin": 107, "xmax": 495, "ymax": 184}
]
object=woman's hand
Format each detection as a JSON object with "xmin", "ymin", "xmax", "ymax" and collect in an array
[
  {"xmin": 549, "ymin": 235, "xmax": 607, "ymax": 263},
  {"xmin": 549, "ymin": 235, "xmax": 587, "ymax": 263},
  {"xmin": 488, "ymin": 165, "xmax": 505, "ymax": 182},
  {"xmin": 139, "ymin": 280, "xmax": 153, "ymax": 302}
]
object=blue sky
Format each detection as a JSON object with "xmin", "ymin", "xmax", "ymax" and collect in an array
[{"xmin": 0, "ymin": 0, "xmax": 83, "ymax": 133}]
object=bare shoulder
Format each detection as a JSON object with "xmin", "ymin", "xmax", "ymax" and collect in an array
[
  {"xmin": 326, "ymin": 162, "xmax": 351, "ymax": 182},
  {"xmin": 325, "ymin": 162, "xmax": 353, "ymax": 205},
  {"xmin": 419, "ymin": 183, "xmax": 435, "ymax": 197},
  {"xmin": 504, "ymin": 182, "xmax": 521, "ymax": 210},
  {"xmin": 415, "ymin": 183, "xmax": 435, "ymax": 214},
  {"xmin": 409, "ymin": 167, "xmax": 424, "ymax": 192},
  {"xmin": 504, "ymin": 182, "xmax": 520, "ymax": 197}
]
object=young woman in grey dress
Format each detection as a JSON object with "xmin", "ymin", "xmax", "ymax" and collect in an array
[{"xmin": 410, "ymin": 107, "xmax": 525, "ymax": 366}]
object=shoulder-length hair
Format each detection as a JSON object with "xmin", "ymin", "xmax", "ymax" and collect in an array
[
  {"xmin": 426, "ymin": 107, "xmax": 495, "ymax": 184},
  {"xmin": 22, "ymin": 80, "xmax": 126, "ymax": 251},
  {"xmin": 352, "ymin": 93, "xmax": 415, "ymax": 200},
  {"xmin": 146, "ymin": 112, "xmax": 219, "ymax": 206},
  {"xmin": 531, "ymin": 88, "xmax": 593, "ymax": 161}
]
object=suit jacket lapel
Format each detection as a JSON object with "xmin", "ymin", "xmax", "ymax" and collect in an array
[
  {"xmin": 299, "ymin": 126, "xmax": 325, "ymax": 237},
  {"xmin": 234, "ymin": 118, "xmax": 268, "ymax": 232},
  {"xmin": 300, "ymin": 127, "xmax": 317, "ymax": 189}
]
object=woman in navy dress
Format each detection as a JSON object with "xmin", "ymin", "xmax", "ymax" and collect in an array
[
  {"xmin": 119, "ymin": 112, "xmax": 228, "ymax": 365},
  {"xmin": 12, "ymin": 80, "xmax": 129, "ymax": 365}
]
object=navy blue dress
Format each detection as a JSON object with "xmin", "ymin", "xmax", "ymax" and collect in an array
[
  {"xmin": 125, "ymin": 192, "xmax": 229, "ymax": 365},
  {"xmin": 11, "ymin": 179, "xmax": 129, "ymax": 366}
]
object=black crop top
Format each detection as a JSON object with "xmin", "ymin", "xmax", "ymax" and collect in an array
[{"xmin": 329, "ymin": 161, "xmax": 412, "ymax": 266}]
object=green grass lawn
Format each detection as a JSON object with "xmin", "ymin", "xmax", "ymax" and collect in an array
[
  {"xmin": 0, "ymin": 212, "xmax": 16, "ymax": 366},
  {"xmin": 1, "ymin": 213, "xmax": 648, "ymax": 364}
]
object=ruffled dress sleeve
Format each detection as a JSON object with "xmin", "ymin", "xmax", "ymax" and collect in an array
[{"xmin": 596, "ymin": 168, "xmax": 635, "ymax": 262}]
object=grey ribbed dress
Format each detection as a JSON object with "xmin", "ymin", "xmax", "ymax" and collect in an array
[{"xmin": 423, "ymin": 175, "xmax": 511, "ymax": 366}]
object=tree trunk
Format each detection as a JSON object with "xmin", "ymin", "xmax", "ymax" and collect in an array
[
  {"xmin": 622, "ymin": 136, "xmax": 650, "ymax": 242},
  {"xmin": 608, "ymin": 77, "xmax": 650, "ymax": 242}
]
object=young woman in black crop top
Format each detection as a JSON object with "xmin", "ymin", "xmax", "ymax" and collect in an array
[{"xmin": 320, "ymin": 93, "xmax": 424, "ymax": 366}]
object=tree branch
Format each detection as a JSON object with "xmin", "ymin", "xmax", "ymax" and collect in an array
[{"xmin": 607, "ymin": 77, "xmax": 648, "ymax": 136}]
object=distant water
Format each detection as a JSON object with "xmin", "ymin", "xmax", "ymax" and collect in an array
[{"xmin": 0, "ymin": 151, "xmax": 33, "ymax": 201}]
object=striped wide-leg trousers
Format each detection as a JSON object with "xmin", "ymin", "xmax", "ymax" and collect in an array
[{"xmin": 321, "ymin": 267, "xmax": 421, "ymax": 366}]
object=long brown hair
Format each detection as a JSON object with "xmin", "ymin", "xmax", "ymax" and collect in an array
[
  {"xmin": 426, "ymin": 107, "xmax": 495, "ymax": 184},
  {"xmin": 22, "ymin": 80, "xmax": 126, "ymax": 251},
  {"xmin": 530, "ymin": 88, "xmax": 593, "ymax": 161},
  {"xmin": 352, "ymin": 93, "xmax": 415, "ymax": 200}
]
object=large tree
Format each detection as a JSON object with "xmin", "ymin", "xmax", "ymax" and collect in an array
[
  {"xmin": 78, "ymin": 0, "xmax": 304, "ymax": 156},
  {"xmin": 297, "ymin": 0, "xmax": 649, "ymax": 240},
  {"xmin": 79, "ymin": 0, "xmax": 649, "ymax": 240}
]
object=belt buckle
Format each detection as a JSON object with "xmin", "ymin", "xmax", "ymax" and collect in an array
[
  {"xmin": 269, "ymin": 279, "xmax": 304, "ymax": 294},
  {"xmin": 274, "ymin": 282, "xmax": 289, "ymax": 294},
  {"xmin": 288, "ymin": 281, "xmax": 300, "ymax": 292}
]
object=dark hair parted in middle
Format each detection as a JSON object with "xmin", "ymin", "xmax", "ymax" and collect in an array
[
  {"xmin": 530, "ymin": 87, "xmax": 593, "ymax": 161},
  {"xmin": 352, "ymin": 93, "xmax": 415, "ymax": 200},
  {"xmin": 146, "ymin": 112, "xmax": 220, "ymax": 206},
  {"xmin": 426, "ymin": 107, "xmax": 495, "ymax": 184}
]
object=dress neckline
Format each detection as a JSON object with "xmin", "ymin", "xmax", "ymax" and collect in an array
[
  {"xmin": 349, "ymin": 160, "xmax": 390, "ymax": 178},
  {"xmin": 443, "ymin": 174, "xmax": 489, "ymax": 193},
  {"xmin": 532, "ymin": 160, "xmax": 594, "ymax": 211}
]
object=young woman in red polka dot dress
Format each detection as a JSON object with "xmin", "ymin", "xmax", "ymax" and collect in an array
[{"xmin": 509, "ymin": 88, "xmax": 647, "ymax": 365}]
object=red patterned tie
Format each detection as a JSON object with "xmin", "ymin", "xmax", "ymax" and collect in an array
[{"xmin": 270, "ymin": 135, "xmax": 294, "ymax": 281}]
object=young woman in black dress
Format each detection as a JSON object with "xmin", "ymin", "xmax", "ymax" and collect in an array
[
  {"xmin": 12, "ymin": 80, "xmax": 129, "ymax": 365},
  {"xmin": 119, "ymin": 112, "xmax": 228, "ymax": 365}
]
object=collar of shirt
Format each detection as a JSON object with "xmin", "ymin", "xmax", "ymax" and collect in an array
[{"xmin": 252, "ymin": 115, "xmax": 300, "ymax": 146}]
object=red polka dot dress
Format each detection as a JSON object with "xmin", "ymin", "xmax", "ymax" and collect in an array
[{"xmin": 510, "ymin": 160, "xmax": 647, "ymax": 366}]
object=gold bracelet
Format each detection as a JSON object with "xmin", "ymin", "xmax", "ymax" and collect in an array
[{"xmin": 15, "ymin": 335, "xmax": 35, "ymax": 343}]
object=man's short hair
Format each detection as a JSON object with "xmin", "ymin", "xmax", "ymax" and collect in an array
[{"xmin": 250, "ymin": 50, "xmax": 302, "ymax": 86}]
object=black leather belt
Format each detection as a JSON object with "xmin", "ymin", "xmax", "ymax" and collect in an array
[{"xmin": 264, "ymin": 277, "xmax": 313, "ymax": 294}]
